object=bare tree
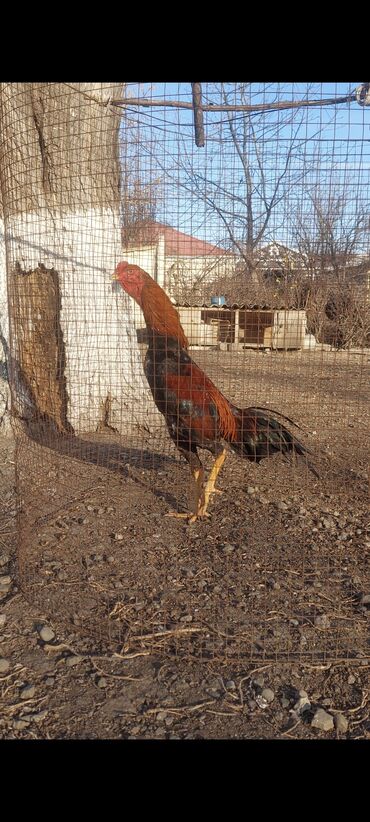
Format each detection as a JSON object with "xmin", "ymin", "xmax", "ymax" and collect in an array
[
  {"xmin": 293, "ymin": 189, "xmax": 368, "ymax": 280},
  {"xmin": 121, "ymin": 179, "xmax": 158, "ymax": 246},
  {"xmin": 292, "ymin": 189, "xmax": 370, "ymax": 346},
  {"xmin": 171, "ymin": 83, "xmax": 319, "ymax": 283}
]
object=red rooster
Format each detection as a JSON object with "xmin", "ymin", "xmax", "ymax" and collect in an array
[{"xmin": 113, "ymin": 262, "xmax": 317, "ymax": 522}]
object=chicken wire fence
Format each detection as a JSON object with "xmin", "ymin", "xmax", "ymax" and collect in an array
[{"xmin": 0, "ymin": 82, "xmax": 369, "ymax": 662}]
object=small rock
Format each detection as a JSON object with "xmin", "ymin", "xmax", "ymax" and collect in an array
[
  {"xmin": 0, "ymin": 658, "xmax": 10, "ymax": 673},
  {"xmin": 48, "ymin": 561, "xmax": 62, "ymax": 570},
  {"xmin": 156, "ymin": 711, "xmax": 168, "ymax": 722},
  {"xmin": 226, "ymin": 680, "xmax": 236, "ymax": 690},
  {"xmin": 0, "ymin": 555, "xmax": 9, "ymax": 567},
  {"xmin": 315, "ymin": 614, "xmax": 330, "ymax": 629},
  {"xmin": 0, "ymin": 575, "xmax": 11, "ymax": 584},
  {"xmin": 57, "ymin": 571, "xmax": 68, "ymax": 581},
  {"xmin": 24, "ymin": 710, "xmax": 48, "ymax": 724},
  {"xmin": 13, "ymin": 719, "xmax": 30, "ymax": 730},
  {"xmin": 0, "ymin": 614, "xmax": 6, "ymax": 628},
  {"xmin": 252, "ymin": 675, "xmax": 265, "ymax": 689},
  {"xmin": 66, "ymin": 655, "xmax": 84, "ymax": 667},
  {"xmin": 222, "ymin": 543, "xmax": 235, "ymax": 555},
  {"xmin": 255, "ymin": 694, "xmax": 269, "ymax": 709},
  {"xmin": 113, "ymin": 533, "xmax": 124, "ymax": 541},
  {"xmin": 39, "ymin": 625, "xmax": 55, "ymax": 642},
  {"xmin": 347, "ymin": 674, "xmax": 356, "ymax": 685},
  {"xmin": 246, "ymin": 486, "xmax": 256, "ymax": 495},
  {"xmin": 208, "ymin": 687, "xmax": 221, "ymax": 697},
  {"xmin": 261, "ymin": 688, "xmax": 275, "ymax": 704},
  {"xmin": 97, "ymin": 677, "xmax": 107, "ymax": 688},
  {"xmin": 281, "ymin": 697, "xmax": 290, "ymax": 709},
  {"xmin": 276, "ymin": 501, "xmax": 289, "ymax": 512},
  {"xmin": 45, "ymin": 677, "xmax": 55, "ymax": 686},
  {"xmin": 311, "ymin": 708, "xmax": 334, "ymax": 732},
  {"xmin": 294, "ymin": 694, "xmax": 311, "ymax": 715},
  {"xmin": 360, "ymin": 594, "xmax": 370, "ymax": 607},
  {"xmin": 165, "ymin": 716, "xmax": 174, "ymax": 727},
  {"xmin": 334, "ymin": 714, "xmax": 348, "ymax": 734},
  {"xmin": 20, "ymin": 684, "xmax": 35, "ymax": 700},
  {"xmin": 289, "ymin": 618, "xmax": 299, "ymax": 627}
]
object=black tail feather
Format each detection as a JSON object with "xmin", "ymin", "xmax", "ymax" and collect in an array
[
  {"xmin": 230, "ymin": 406, "xmax": 319, "ymax": 478},
  {"xmin": 249, "ymin": 405, "xmax": 303, "ymax": 431}
]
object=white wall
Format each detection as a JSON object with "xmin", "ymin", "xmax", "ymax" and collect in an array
[
  {"xmin": 0, "ymin": 217, "xmax": 8, "ymax": 354},
  {"xmin": 2, "ymin": 208, "xmax": 156, "ymax": 433}
]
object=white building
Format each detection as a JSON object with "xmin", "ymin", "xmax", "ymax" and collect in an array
[{"xmin": 122, "ymin": 221, "xmax": 238, "ymax": 295}]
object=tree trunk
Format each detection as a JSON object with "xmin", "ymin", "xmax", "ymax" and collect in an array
[
  {"xmin": 0, "ymin": 175, "xmax": 11, "ymax": 432},
  {"xmin": 0, "ymin": 82, "xmax": 159, "ymax": 434}
]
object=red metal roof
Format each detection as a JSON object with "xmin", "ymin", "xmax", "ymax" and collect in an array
[{"xmin": 143, "ymin": 221, "xmax": 233, "ymax": 257}]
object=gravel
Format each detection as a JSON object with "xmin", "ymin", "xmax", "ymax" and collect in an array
[{"xmin": 0, "ymin": 658, "xmax": 10, "ymax": 673}]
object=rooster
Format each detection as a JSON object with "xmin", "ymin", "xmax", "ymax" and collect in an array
[{"xmin": 113, "ymin": 262, "xmax": 317, "ymax": 522}]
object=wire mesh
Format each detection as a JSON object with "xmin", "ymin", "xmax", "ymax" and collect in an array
[{"xmin": 0, "ymin": 82, "xmax": 369, "ymax": 662}]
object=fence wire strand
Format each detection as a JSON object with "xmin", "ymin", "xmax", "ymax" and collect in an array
[{"xmin": 0, "ymin": 82, "xmax": 369, "ymax": 662}]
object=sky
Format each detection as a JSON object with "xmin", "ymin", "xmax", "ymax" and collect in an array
[{"xmin": 120, "ymin": 83, "xmax": 370, "ymax": 255}]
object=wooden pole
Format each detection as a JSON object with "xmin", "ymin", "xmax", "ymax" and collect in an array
[{"xmin": 191, "ymin": 83, "xmax": 205, "ymax": 148}]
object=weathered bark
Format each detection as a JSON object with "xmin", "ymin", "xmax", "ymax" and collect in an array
[{"xmin": 0, "ymin": 82, "xmax": 160, "ymax": 434}]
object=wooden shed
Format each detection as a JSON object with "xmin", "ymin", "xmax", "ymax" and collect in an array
[{"xmin": 178, "ymin": 305, "xmax": 310, "ymax": 350}]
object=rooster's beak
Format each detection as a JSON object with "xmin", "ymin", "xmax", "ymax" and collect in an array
[{"xmin": 112, "ymin": 272, "xmax": 120, "ymax": 281}]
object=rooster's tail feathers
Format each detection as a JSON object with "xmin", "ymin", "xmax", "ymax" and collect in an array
[{"xmin": 229, "ymin": 406, "xmax": 319, "ymax": 478}]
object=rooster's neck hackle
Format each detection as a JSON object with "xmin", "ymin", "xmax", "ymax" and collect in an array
[{"xmin": 140, "ymin": 277, "xmax": 189, "ymax": 350}]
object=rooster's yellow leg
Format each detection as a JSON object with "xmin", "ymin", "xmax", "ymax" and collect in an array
[{"xmin": 197, "ymin": 449, "xmax": 227, "ymax": 516}]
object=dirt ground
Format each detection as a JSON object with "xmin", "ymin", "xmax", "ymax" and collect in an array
[{"xmin": 0, "ymin": 347, "xmax": 369, "ymax": 739}]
